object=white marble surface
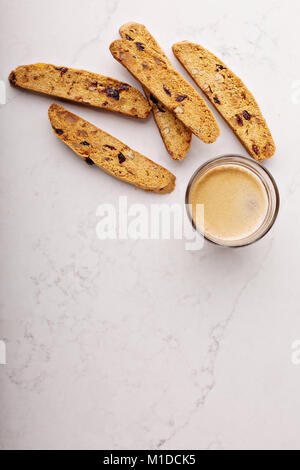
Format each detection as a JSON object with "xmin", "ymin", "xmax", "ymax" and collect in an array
[{"xmin": 1, "ymin": 0, "xmax": 300, "ymax": 450}]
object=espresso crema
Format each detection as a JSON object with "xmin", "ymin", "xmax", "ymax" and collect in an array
[{"xmin": 190, "ymin": 164, "xmax": 268, "ymax": 242}]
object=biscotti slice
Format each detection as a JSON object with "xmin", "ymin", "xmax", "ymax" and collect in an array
[
  {"xmin": 9, "ymin": 63, "xmax": 151, "ymax": 118},
  {"xmin": 173, "ymin": 42, "xmax": 275, "ymax": 161},
  {"xmin": 119, "ymin": 22, "xmax": 192, "ymax": 160},
  {"xmin": 109, "ymin": 39, "xmax": 220, "ymax": 143},
  {"xmin": 48, "ymin": 104, "xmax": 175, "ymax": 193}
]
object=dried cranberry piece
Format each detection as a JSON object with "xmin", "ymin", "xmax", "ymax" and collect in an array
[
  {"xmin": 85, "ymin": 158, "xmax": 94, "ymax": 165},
  {"xmin": 252, "ymin": 144, "xmax": 259, "ymax": 155},
  {"xmin": 80, "ymin": 141, "xmax": 90, "ymax": 146},
  {"xmin": 103, "ymin": 87, "xmax": 119, "ymax": 100},
  {"xmin": 163, "ymin": 86, "xmax": 171, "ymax": 96},
  {"xmin": 236, "ymin": 114, "xmax": 243, "ymax": 126},
  {"xmin": 243, "ymin": 110, "xmax": 251, "ymax": 120},
  {"xmin": 116, "ymin": 83, "xmax": 129, "ymax": 91},
  {"xmin": 118, "ymin": 152, "xmax": 126, "ymax": 164},
  {"xmin": 213, "ymin": 96, "xmax": 221, "ymax": 104},
  {"xmin": 135, "ymin": 42, "xmax": 145, "ymax": 51},
  {"xmin": 216, "ymin": 64, "xmax": 226, "ymax": 70},
  {"xmin": 125, "ymin": 34, "xmax": 134, "ymax": 41},
  {"xmin": 176, "ymin": 95, "xmax": 187, "ymax": 102},
  {"xmin": 103, "ymin": 144, "xmax": 116, "ymax": 151},
  {"xmin": 55, "ymin": 67, "xmax": 68, "ymax": 76},
  {"xmin": 9, "ymin": 72, "xmax": 16, "ymax": 86},
  {"xmin": 54, "ymin": 128, "xmax": 64, "ymax": 135},
  {"xmin": 149, "ymin": 94, "xmax": 158, "ymax": 104}
]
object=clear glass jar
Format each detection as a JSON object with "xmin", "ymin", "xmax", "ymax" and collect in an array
[{"xmin": 185, "ymin": 155, "xmax": 280, "ymax": 248}]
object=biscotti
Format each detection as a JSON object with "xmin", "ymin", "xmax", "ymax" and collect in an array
[
  {"xmin": 119, "ymin": 22, "xmax": 192, "ymax": 160},
  {"xmin": 9, "ymin": 63, "xmax": 151, "ymax": 118},
  {"xmin": 48, "ymin": 104, "xmax": 175, "ymax": 193},
  {"xmin": 109, "ymin": 39, "xmax": 220, "ymax": 143},
  {"xmin": 172, "ymin": 42, "xmax": 275, "ymax": 161}
]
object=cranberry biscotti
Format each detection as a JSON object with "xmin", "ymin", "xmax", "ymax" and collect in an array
[
  {"xmin": 119, "ymin": 22, "xmax": 192, "ymax": 161},
  {"xmin": 48, "ymin": 104, "xmax": 175, "ymax": 193},
  {"xmin": 110, "ymin": 39, "xmax": 220, "ymax": 144},
  {"xmin": 172, "ymin": 41, "xmax": 275, "ymax": 161},
  {"xmin": 9, "ymin": 63, "xmax": 151, "ymax": 118}
]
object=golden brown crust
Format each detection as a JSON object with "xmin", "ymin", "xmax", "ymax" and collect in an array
[
  {"xmin": 109, "ymin": 39, "xmax": 220, "ymax": 144},
  {"xmin": 120, "ymin": 23, "xmax": 168, "ymax": 60},
  {"xmin": 48, "ymin": 104, "xmax": 175, "ymax": 193},
  {"xmin": 172, "ymin": 41, "xmax": 275, "ymax": 161},
  {"xmin": 9, "ymin": 63, "xmax": 151, "ymax": 118},
  {"xmin": 119, "ymin": 22, "xmax": 192, "ymax": 161}
]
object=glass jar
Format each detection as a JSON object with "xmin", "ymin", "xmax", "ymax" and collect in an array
[{"xmin": 185, "ymin": 155, "xmax": 280, "ymax": 248}]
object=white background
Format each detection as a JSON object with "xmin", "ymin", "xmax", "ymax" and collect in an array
[{"xmin": 0, "ymin": 0, "xmax": 300, "ymax": 450}]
